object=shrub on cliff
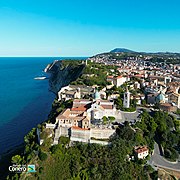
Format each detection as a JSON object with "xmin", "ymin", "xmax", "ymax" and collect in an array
[
  {"xmin": 39, "ymin": 151, "xmax": 48, "ymax": 161},
  {"xmin": 11, "ymin": 155, "xmax": 23, "ymax": 164},
  {"xmin": 59, "ymin": 136, "xmax": 70, "ymax": 146}
]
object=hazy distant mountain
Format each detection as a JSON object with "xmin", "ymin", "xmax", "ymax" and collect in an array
[{"xmin": 110, "ymin": 48, "xmax": 135, "ymax": 53}]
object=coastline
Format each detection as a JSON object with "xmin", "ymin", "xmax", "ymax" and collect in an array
[
  {"xmin": 0, "ymin": 59, "xmax": 83, "ymax": 155},
  {"xmin": 1, "ymin": 59, "xmax": 86, "ymax": 178},
  {"xmin": 3, "ymin": 58, "xmax": 179, "ymax": 179},
  {"xmin": 0, "ymin": 57, "xmax": 57, "ymax": 154},
  {"xmin": 0, "ymin": 60, "xmax": 55, "ymax": 177}
]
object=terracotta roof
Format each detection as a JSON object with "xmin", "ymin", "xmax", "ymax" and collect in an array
[
  {"xmin": 56, "ymin": 109, "xmax": 70, "ymax": 119},
  {"xmin": 71, "ymin": 126, "xmax": 90, "ymax": 131},
  {"xmin": 101, "ymin": 105, "xmax": 113, "ymax": 109},
  {"xmin": 160, "ymin": 103, "xmax": 172, "ymax": 107},
  {"xmin": 135, "ymin": 146, "xmax": 148, "ymax": 154},
  {"xmin": 133, "ymin": 74, "xmax": 144, "ymax": 78},
  {"xmin": 71, "ymin": 106, "xmax": 87, "ymax": 111},
  {"xmin": 116, "ymin": 76, "xmax": 123, "ymax": 79},
  {"xmin": 73, "ymin": 99, "xmax": 91, "ymax": 102},
  {"xmin": 56, "ymin": 108, "xmax": 86, "ymax": 120},
  {"xmin": 107, "ymin": 76, "xmax": 114, "ymax": 79}
]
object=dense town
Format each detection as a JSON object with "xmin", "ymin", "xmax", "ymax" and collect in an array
[
  {"xmin": 8, "ymin": 52, "xmax": 180, "ymax": 179},
  {"xmin": 90, "ymin": 51, "xmax": 180, "ymax": 113}
]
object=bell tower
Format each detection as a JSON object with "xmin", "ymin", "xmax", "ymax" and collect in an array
[{"xmin": 123, "ymin": 87, "xmax": 130, "ymax": 108}]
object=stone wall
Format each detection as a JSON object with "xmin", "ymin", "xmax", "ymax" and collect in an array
[
  {"xmin": 46, "ymin": 123, "xmax": 56, "ymax": 129},
  {"xmin": 90, "ymin": 139, "xmax": 109, "ymax": 145},
  {"xmin": 70, "ymin": 128, "xmax": 90, "ymax": 142},
  {"xmin": 70, "ymin": 127, "xmax": 115, "ymax": 143},
  {"xmin": 60, "ymin": 126, "xmax": 70, "ymax": 137},
  {"xmin": 36, "ymin": 128, "xmax": 44, "ymax": 145},
  {"xmin": 91, "ymin": 128, "xmax": 115, "ymax": 139}
]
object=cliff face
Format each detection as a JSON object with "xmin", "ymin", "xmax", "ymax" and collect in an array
[{"xmin": 47, "ymin": 60, "xmax": 85, "ymax": 94}]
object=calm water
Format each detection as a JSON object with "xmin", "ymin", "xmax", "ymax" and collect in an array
[{"xmin": 0, "ymin": 57, "xmax": 86, "ymax": 154}]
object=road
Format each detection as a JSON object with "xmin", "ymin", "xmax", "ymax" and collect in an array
[
  {"xmin": 115, "ymin": 106, "xmax": 180, "ymax": 171},
  {"xmin": 116, "ymin": 106, "xmax": 151, "ymax": 123},
  {"xmin": 169, "ymin": 112, "xmax": 180, "ymax": 120},
  {"xmin": 149, "ymin": 142, "xmax": 180, "ymax": 172}
]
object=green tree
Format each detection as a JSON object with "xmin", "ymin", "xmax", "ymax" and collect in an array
[
  {"xmin": 59, "ymin": 136, "xmax": 70, "ymax": 146},
  {"xmin": 108, "ymin": 116, "xmax": 115, "ymax": 122},
  {"xmin": 11, "ymin": 155, "xmax": 23, "ymax": 164},
  {"xmin": 102, "ymin": 116, "xmax": 108, "ymax": 125},
  {"xmin": 134, "ymin": 132, "xmax": 145, "ymax": 146},
  {"xmin": 39, "ymin": 151, "xmax": 48, "ymax": 161},
  {"xmin": 115, "ymin": 96, "xmax": 123, "ymax": 109}
]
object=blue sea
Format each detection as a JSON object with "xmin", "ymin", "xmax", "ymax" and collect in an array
[{"xmin": 0, "ymin": 57, "xmax": 86, "ymax": 154}]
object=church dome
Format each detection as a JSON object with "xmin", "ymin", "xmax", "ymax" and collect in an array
[
  {"xmin": 156, "ymin": 91, "xmax": 165, "ymax": 103},
  {"xmin": 94, "ymin": 90, "xmax": 100, "ymax": 100}
]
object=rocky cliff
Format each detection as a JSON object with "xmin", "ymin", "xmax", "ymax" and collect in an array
[{"xmin": 47, "ymin": 60, "xmax": 85, "ymax": 94}]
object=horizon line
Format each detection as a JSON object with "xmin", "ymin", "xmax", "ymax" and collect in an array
[{"xmin": 0, "ymin": 56, "xmax": 90, "ymax": 58}]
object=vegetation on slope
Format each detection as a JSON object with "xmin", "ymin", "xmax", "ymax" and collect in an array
[
  {"xmin": 8, "ymin": 125, "xmax": 157, "ymax": 180},
  {"xmin": 8, "ymin": 102, "xmax": 180, "ymax": 179},
  {"xmin": 135, "ymin": 110, "xmax": 180, "ymax": 162},
  {"xmin": 71, "ymin": 61, "xmax": 118, "ymax": 88},
  {"xmin": 5, "ymin": 59, "xmax": 180, "ymax": 179}
]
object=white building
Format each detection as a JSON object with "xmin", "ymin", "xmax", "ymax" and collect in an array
[
  {"xmin": 123, "ymin": 88, "xmax": 130, "ymax": 108},
  {"xmin": 114, "ymin": 76, "xmax": 127, "ymax": 87},
  {"xmin": 46, "ymin": 95, "xmax": 117, "ymax": 145},
  {"xmin": 164, "ymin": 76, "xmax": 172, "ymax": 85},
  {"xmin": 134, "ymin": 81, "xmax": 140, "ymax": 89},
  {"xmin": 107, "ymin": 76, "xmax": 127, "ymax": 87},
  {"xmin": 85, "ymin": 90, "xmax": 117, "ymax": 120},
  {"xmin": 87, "ymin": 100, "xmax": 116, "ymax": 121},
  {"xmin": 134, "ymin": 146, "xmax": 149, "ymax": 159},
  {"xmin": 58, "ymin": 86, "xmax": 81, "ymax": 101},
  {"xmin": 169, "ymin": 93, "xmax": 180, "ymax": 109}
]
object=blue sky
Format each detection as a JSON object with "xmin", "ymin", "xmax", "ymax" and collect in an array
[{"xmin": 0, "ymin": 0, "xmax": 180, "ymax": 56}]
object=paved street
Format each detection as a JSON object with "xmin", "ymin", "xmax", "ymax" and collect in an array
[
  {"xmin": 149, "ymin": 142, "xmax": 180, "ymax": 172},
  {"xmin": 116, "ymin": 106, "xmax": 151, "ymax": 123},
  {"xmin": 169, "ymin": 112, "xmax": 180, "ymax": 120},
  {"xmin": 115, "ymin": 107, "xmax": 180, "ymax": 172},
  {"xmin": 120, "ymin": 110, "xmax": 140, "ymax": 122}
]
